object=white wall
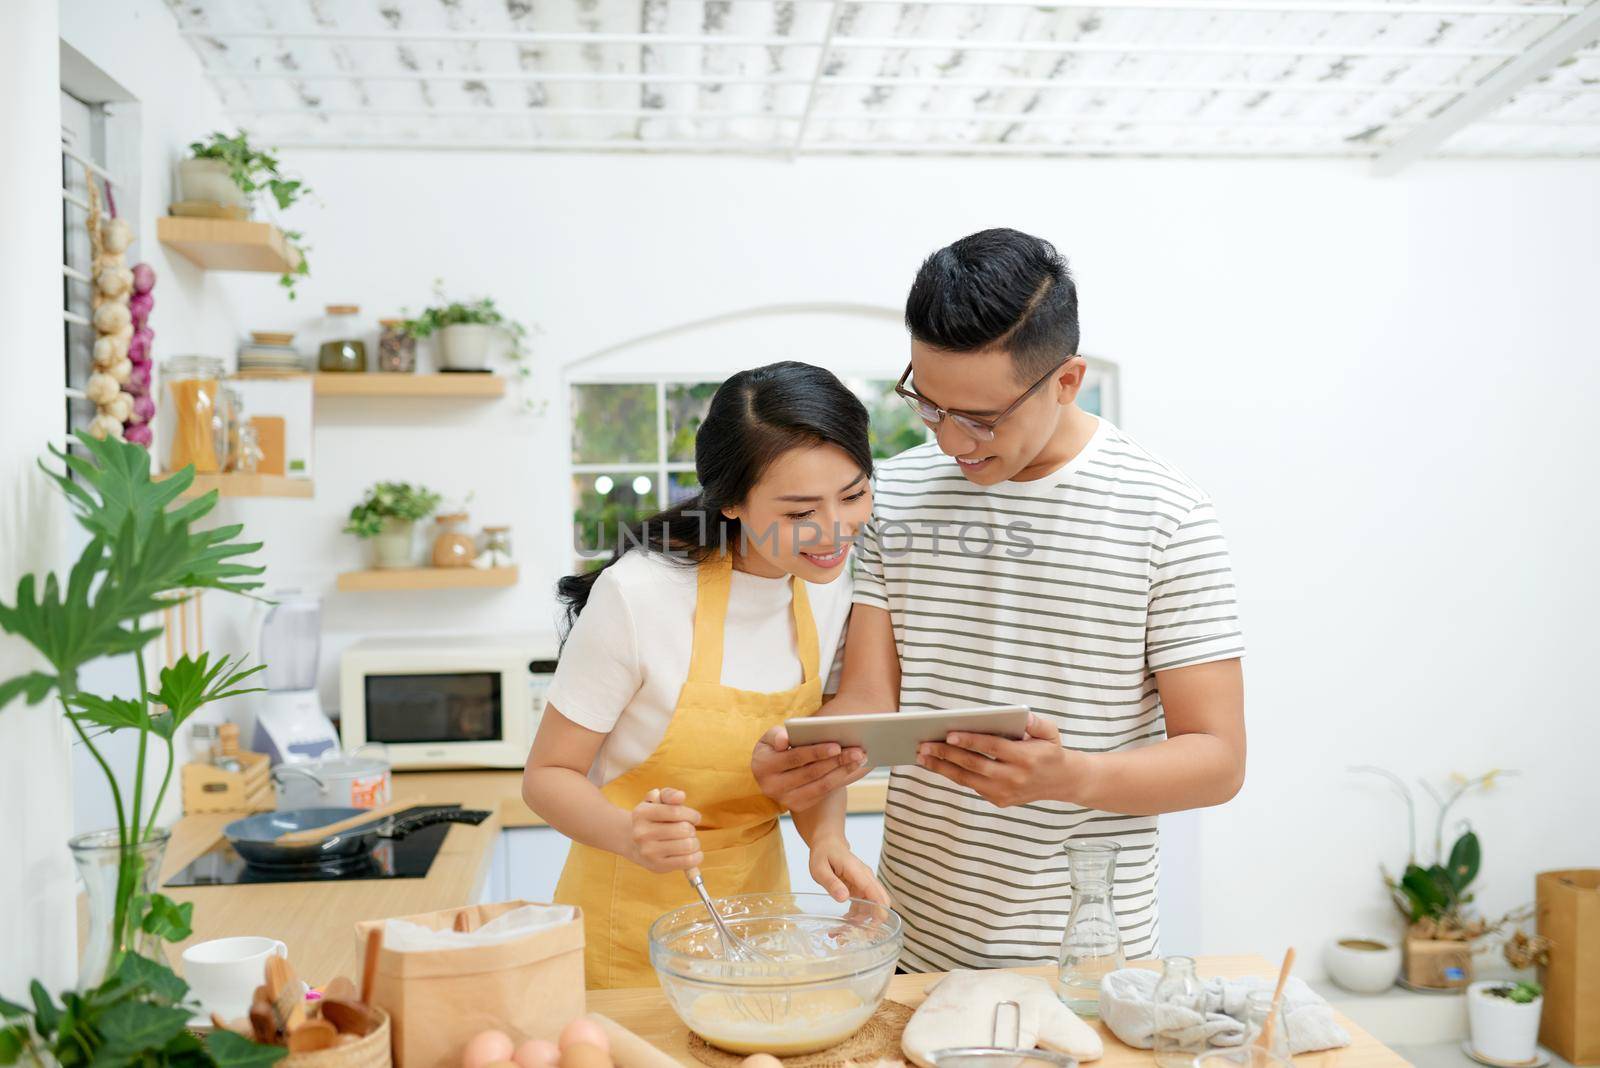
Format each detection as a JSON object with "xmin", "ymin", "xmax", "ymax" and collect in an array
[
  {"xmin": 57, "ymin": 0, "xmax": 249, "ymax": 835},
  {"xmin": 217, "ymin": 151, "xmax": 1600, "ymax": 972},
  {"xmin": 0, "ymin": 0, "xmax": 78, "ymax": 1000}
]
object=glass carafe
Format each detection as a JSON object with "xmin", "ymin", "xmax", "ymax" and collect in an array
[
  {"xmin": 1153, "ymin": 955, "xmax": 1208, "ymax": 1068},
  {"xmin": 1056, "ymin": 840, "xmax": 1125, "ymax": 1016}
]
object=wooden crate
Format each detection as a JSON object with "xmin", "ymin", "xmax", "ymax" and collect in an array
[{"xmin": 181, "ymin": 750, "xmax": 275, "ymax": 815}]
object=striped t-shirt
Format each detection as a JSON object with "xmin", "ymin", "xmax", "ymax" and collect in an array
[{"xmin": 853, "ymin": 417, "xmax": 1244, "ymax": 972}]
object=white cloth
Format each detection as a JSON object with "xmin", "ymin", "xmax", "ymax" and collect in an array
[
  {"xmin": 544, "ymin": 550, "xmax": 853, "ymax": 786},
  {"xmin": 902, "ymin": 970, "xmax": 1104, "ymax": 1067},
  {"xmin": 1098, "ymin": 969, "xmax": 1351, "ymax": 1055},
  {"xmin": 383, "ymin": 905, "xmax": 576, "ymax": 951}
]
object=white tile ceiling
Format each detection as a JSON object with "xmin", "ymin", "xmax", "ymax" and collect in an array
[{"xmin": 167, "ymin": 0, "xmax": 1600, "ymax": 164}]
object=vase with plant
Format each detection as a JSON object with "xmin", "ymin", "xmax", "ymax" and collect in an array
[
  {"xmin": 1468, "ymin": 980, "xmax": 1545, "ymax": 1064},
  {"xmin": 182, "ymin": 130, "xmax": 312, "ymax": 299},
  {"xmin": 344, "ymin": 481, "xmax": 443, "ymax": 569},
  {"xmin": 0, "ymin": 432, "xmax": 284, "ymax": 1068},
  {"xmin": 1350, "ymin": 767, "xmax": 1536, "ymax": 991},
  {"xmin": 401, "ymin": 282, "xmax": 531, "ymax": 374}
]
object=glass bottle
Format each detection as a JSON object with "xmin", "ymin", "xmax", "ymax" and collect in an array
[
  {"xmin": 1243, "ymin": 990, "xmax": 1292, "ymax": 1060},
  {"xmin": 71, "ymin": 828, "xmax": 172, "ymax": 988},
  {"xmin": 1152, "ymin": 956, "xmax": 1208, "ymax": 1068},
  {"xmin": 1056, "ymin": 840, "xmax": 1125, "ymax": 1016},
  {"xmin": 234, "ymin": 422, "xmax": 263, "ymax": 475},
  {"xmin": 163, "ymin": 355, "xmax": 226, "ymax": 473},
  {"xmin": 317, "ymin": 304, "xmax": 367, "ymax": 372}
]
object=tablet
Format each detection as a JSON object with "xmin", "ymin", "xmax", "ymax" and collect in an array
[{"xmin": 784, "ymin": 705, "xmax": 1031, "ymax": 769}]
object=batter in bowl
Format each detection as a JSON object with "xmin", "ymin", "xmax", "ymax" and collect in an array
[{"xmin": 687, "ymin": 987, "xmax": 869, "ymax": 1054}]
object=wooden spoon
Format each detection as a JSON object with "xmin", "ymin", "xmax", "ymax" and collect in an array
[
  {"xmin": 1254, "ymin": 947, "xmax": 1297, "ymax": 1051},
  {"xmin": 265, "ymin": 954, "xmax": 307, "ymax": 1033},
  {"xmin": 248, "ymin": 996, "xmax": 277, "ymax": 1044},
  {"xmin": 273, "ymin": 799, "xmax": 416, "ymax": 845},
  {"xmin": 288, "ymin": 1018, "xmax": 339, "ymax": 1053},
  {"xmin": 322, "ymin": 976, "xmax": 358, "ymax": 1003},
  {"xmin": 360, "ymin": 926, "xmax": 384, "ymax": 1005},
  {"xmin": 321, "ymin": 997, "xmax": 382, "ymax": 1037}
]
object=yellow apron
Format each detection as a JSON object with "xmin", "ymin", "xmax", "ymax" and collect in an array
[{"xmin": 553, "ymin": 555, "xmax": 823, "ymax": 989}]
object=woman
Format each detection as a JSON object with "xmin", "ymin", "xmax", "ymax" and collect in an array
[{"xmin": 523, "ymin": 361, "xmax": 888, "ymax": 989}]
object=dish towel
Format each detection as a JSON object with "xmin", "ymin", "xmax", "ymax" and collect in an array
[{"xmin": 1098, "ymin": 969, "xmax": 1352, "ymax": 1055}]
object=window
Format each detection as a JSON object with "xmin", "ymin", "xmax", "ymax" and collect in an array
[
  {"xmin": 567, "ymin": 359, "xmax": 1118, "ymax": 565},
  {"xmin": 569, "ymin": 377, "xmax": 925, "ymax": 563}
]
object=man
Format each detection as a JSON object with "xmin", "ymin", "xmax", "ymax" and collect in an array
[{"xmin": 757, "ymin": 228, "xmax": 1246, "ymax": 970}]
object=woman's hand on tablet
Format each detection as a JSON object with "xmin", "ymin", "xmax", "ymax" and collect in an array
[
  {"xmin": 751, "ymin": 726, "xmax": 869, "ymax": 811},
  {"xmin": 627, "ymin": 787, "xmax": 705, "ymax": 873},
  {"xmin": 808, "ymin": 835, "xmax": 891, "ymax": 906}
]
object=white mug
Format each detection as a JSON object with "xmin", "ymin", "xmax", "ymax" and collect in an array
[{"xmin": 181, "ymin": 936, "xmax": 286, "ymax": 1019}]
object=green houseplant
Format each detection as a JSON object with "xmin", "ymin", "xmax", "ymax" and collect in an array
[
  {"xmin": 1350, "ymin": 767, "xmax": 1533, "ymax": 990},
  {"xmin": 401, "ymin": 283, "xmax": 530, "ymax": 376},
  {"xmin": 0, "ymin": 432, "xmax": 283, "ymax": 1067},
  {"xmin": 343, "ymin": 481, "xmax": 442, "ymax": 569},
  {"xmin": 182, "ymin": 130, "xmax": 312, "ymax": 299}
]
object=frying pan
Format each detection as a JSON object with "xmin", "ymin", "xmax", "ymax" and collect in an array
[{"xmin": 223, "ymin": 805, "xmax": 489, "ymax": 867}]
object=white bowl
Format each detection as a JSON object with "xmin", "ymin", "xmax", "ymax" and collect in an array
[{"xmin": 1324, "ymin": 935, "xmax": 1401, "ymax": 994}]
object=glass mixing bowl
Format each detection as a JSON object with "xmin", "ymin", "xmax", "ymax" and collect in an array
[{"xmin": 649, "ymin": 892, "xmax": 903, "ymax": 1056}]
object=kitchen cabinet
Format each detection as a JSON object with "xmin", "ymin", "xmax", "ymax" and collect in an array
[{"xmin": 481, "ymin": 813, "xmax": 886, "ymax": 905}]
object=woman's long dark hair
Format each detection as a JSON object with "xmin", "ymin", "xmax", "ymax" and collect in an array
[{"xmin": 558, "ymin": 361, "xmax": 872, "ymax": 632}]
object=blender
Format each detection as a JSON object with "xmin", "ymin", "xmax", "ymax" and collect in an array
[{"xmin": 250, "ymin": 590, "xmax": 339, "ymax": 764}]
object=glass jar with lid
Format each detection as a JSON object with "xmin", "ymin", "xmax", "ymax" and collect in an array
[
  {"xmin": 482, "ymin": 525, "xmax": 513, "ymax": 568},
  {"xmin": 163, "ymin": 355, "xmax": 227, "ymax": 473},
  {"xmin": 318, "ymin": 304, "xmax": 367, "ymax": 372},
  {"xmin": 377, "ymin": 318, "xmax": 416, "ymax": 373},
  {"xmin": 431, "ymin": 512, "xmax": 477, "ymax": 568}
]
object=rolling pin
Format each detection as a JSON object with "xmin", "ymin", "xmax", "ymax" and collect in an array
[{"xmin": 586, "ymin": 1014, "xmax": 686, "ymax": 1068}]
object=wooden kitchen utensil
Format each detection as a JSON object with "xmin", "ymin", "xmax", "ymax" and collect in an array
[
  {"xmin": 267, "ymin": 954, "xmax": 308, "ymax": 1033},
  {"xmin": 289, "ymin": 1019, "xmax": 340, "ymax": 1053},
  {"xmin": 322, "ymin": 977, "xmax": 358, "ymax": 1003},
  {"xmin": 1254, "ymin": 947, "xmax": 1297, "ymax": 1051},
  {"xmin": 275, "ymin": 800, "xmax": 415, "ymax": 846},
  {"xmin": 321, "ymin": 997, "xmax": 382, "ymax": 1038},
  {"xmin": 588, "ymin": 1015, "xmax": 682, "ymax": 1068},
  {"xmin": 360, "ymin": 927, "xmax": 383, "ymax": 1005}
]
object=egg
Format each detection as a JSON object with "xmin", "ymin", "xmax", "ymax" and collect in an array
[
  {"xmin": 512, "ymin": 1039, "xmax": 561, "ymax": 1068},
  {"xmin": 741, "ymin": 1056, "xmax": 783, "ymax": 1068},
  {"xmin": 558, "ymin": 1043, "xmax": 611, "ymax": 1068},
  {"xmin": 557, "ymin": 1019, "xmax": 609, "ymax": 1055},
  {"xmin": 461, "ymin": 1029, "xmax": 515, "ymax": 1068}
]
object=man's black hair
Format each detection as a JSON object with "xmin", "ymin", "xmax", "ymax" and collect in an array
[{"xmin": 904, "ymin": 228, "xmax": 1079, "ymax": 381}]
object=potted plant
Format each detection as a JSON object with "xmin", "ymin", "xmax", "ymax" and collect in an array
[
  {"xmin": 182, "ymin": 130, "xmax": 312, "ymax": 298},
  {"xmin": 1468, "ymin": 981, "xmax": 1544, "ymax": 1063},
  {"xmin": 344, "ymin": 481, "xmax": 443, "ymax": 569},
  {"xmin": 1351, "ymin": 767, "xmax": 1532, "ymax": 991},
  {"xmin": 401, "ymin": 283, "xmax": 530, "ymax": 374},
  {"xmin": 0, "ymin": 433, "xmax": 284, "ymax": 1068}
]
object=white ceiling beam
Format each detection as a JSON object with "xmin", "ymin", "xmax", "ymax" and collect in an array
[
  {"xmin": 176, "ymin": 0, "xmax": 1582, "ymax": 15},
  {"xmin": 790, "ymin": 0, "xmax": 846, "ymax": 159},
  {"xmin": 182, "ymin": 28, "xmax": 1522, "ymax": 58},
  {"xmin": 205, "ymin": 67, "xmax": 1597, "ymax": 96},
  {"xmin": 1372, "ymin": 0, "xmax": 1600, "ymax": 174}
]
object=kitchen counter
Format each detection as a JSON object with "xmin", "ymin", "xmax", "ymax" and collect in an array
[
  {"xmin": 587, "ymin": 957, "xmax": 1411, "ymax": 1068},
  {"xmin": 158, "ymin": 769, "xmax": 888, "ymax": 983}
]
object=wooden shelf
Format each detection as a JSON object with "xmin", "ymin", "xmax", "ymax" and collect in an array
[
  {"xmin": 157, "ymin": 216, "xmax": 301, "ymax": 273},
  {"xmin": 230, "ymin": 372, "xmax": 508, "ymax": 399},
  {"xmin": 155, "ymin": 472, "xmax": 314, "ymax": 500},
  {"xmin": 336, "ymin": 566, "xmax": 519, "ymax": 592},
  {"xmin": 312, "ymin": 373, "xmax": 506, "ymax": 398}
]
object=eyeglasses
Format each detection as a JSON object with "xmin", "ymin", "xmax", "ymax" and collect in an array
[{"xmin": 894, "ymin": 356, "xmax": 1074, "ymax": 442}]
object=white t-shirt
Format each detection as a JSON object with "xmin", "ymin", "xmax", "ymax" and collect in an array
[
  {"xmin": 855, "ymin": 419, "xmax": 1245, "ymax": 971},
  {"xmin": 545, "ymin": 550, "xmax": 853, "ymax": 786}
]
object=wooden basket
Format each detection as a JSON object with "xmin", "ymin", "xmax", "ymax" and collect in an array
[
  {"xmin": 181, "ymin": 751, "xmax": 274, "ymax": 815},
  {"xmin": 283, "ymin": 1008, "xmax": 392, "ymax": 1068}
]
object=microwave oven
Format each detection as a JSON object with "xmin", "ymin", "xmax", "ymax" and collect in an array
[{"xmin": 338, "ymin": 633, "xmax": 557, "ymax": 770}]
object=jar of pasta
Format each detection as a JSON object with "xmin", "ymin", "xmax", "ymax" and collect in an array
[{"xmin": 163, "ymin": 356, "xmax": 227, "ymax": 473}]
